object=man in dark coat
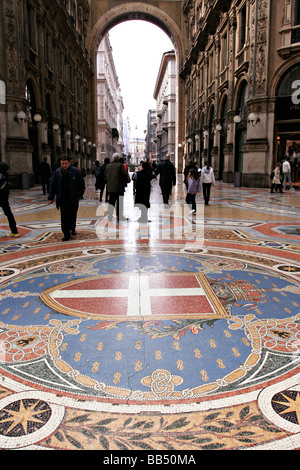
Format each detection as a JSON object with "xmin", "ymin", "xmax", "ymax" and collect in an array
[
  {"xmin": 48, "ymin": 155, "xmax": 85, "ymax": 241},
  {"xmin": 0, "ymin": 162, "xmax": 19, "ymax": 237},
  {"xmin": 156, "ymin": 154, "xmax": 176, "ymax": 206},
  {"xmin": 135, "ymin": 161, "xmax": 155, "ymax": 223},
  {"xmin": 38, "ymin": 157, "xmax": 52, "ymax": 194},
  {"xmin": 105, "ymin": 153, "xmax": 128, "ymax": 221},
  {"xmin": 95, "ymin": 157, "xmax": 110, "ymax": 202}
]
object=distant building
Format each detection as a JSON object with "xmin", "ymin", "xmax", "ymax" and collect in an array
[
  {"xmin": 145, "ymin": 109, "xmax": 157, "ymax": 161},
  {"xmin": 153, "ymin": 51, "xmax": 176, "ymax": 164},
  {"xmin": 122, "ymin": 116, "xmax": 131, "ymax": 157},
  {"xmin": 129, "ymin": 137, "xmax": 146, "ymax": 165},
  {"xmin": 96, "ymin": 33, "xmax": 124, "ymax": 162}
]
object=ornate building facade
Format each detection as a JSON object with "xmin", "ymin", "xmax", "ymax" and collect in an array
[
  {"xmin": 1, "ymin": 1, "xmax": 300, "ymax": 188},
  {"xmin": 0, "ymin": 0, "xmax": 93, "ymax": 188},
  {"xmin": 145, "ymin": 109, "xmax": 157, "ymax": 162},
  {"xmin": 180, "ymin": 0, "xmax": 300, "ymax": 186},
  {"xmin": 154, "ymin": 50, "xmax": 177, "ymax": 164},
  {"xmin": 96, "ymin": 33, "xmax": 124, "ymax": 163}
]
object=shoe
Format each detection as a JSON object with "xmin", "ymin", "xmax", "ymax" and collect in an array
[
  {"xmin": 62, "ymin": 235, "xmax": 70, "ymax": 241},
  {"xmin": 189, "ymin": 209, "xmax": 196, "ymax": 214},
  {"xmin": 8, "ymin": 232, "xmax": 19, "ymax": 238},
  {"xmin": 71, "ymin": 230, "xmax": 77, "ymax": 235}
]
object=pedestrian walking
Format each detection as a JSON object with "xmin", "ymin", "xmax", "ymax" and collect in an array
[
  {"xmin": 0, "ymin": 162, "xmax": 19, "ymax": 238},
  {"xmin": 183, "ymin": 160, "xmax": 197, "ymax": 190},
  {"xmin": 48, "ymin": 155, "xmax": 85, "ymax": 241},
  {"xmin": 93, "ymin": 161, "xmax": 100, "ymax": 178},
  {"xmin": 200, "ymin": 162, "xmax": 215, "ymax": 205},
  {"xmin": 270, "ymin": 162, "xmax": 284, "ymax": 193},
  {"xmin": 185, "ymin": 168, "xmax": 201, "ymax": 214},
  {"xmin": 135, "ymin": 161, "xmax": 154, "ymax": 223},
  {"xmin": 282, "ymin": 156, "xmax": 294, "ymax": 191},
  {"xmin": 105, "ymin": 153, "xmax": 129, "ymax": 222},
  {"xmin": 156, "ymin": 154, "xmax": 176, "ymax": 207},
  {"xmin": 95, "ymin": 157, "xmax": 110, "ymax": 202},
  {"xmin": 38, "ymin": 157, "xmax": 52, "ymax": 195},
  {"xmin": 120, "ymin": 156, "xmax": 131, "ymax": 186}
]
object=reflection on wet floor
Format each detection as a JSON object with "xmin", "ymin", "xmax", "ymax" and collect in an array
[{"xmin": 0, "ymin": 175, "xmax": 300, "ymax": 450}]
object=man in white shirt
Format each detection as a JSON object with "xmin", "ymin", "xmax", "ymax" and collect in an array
[{"xmin": 282, "ymin": 157, "xmax": 294, "ymax": 191}]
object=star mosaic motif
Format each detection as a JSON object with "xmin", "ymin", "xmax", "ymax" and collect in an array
[
  {"xmin": 272, "ymin": 392, "xmax": 300, "ymax": 425},
  {"xmin": 0, "ymin": 399, "xmax": 51, "ymax": 436}
]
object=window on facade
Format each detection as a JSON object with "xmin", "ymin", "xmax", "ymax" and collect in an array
[
  {"xmin": 70, "ymin": 65, "xmax": 74, "ymax": 93},
  {"xmin": 294, "ymin": 0, "xmax": 300, "ymax": 25},
  {"xmin": 239, "ymin": 4, "xmax": 247, "ymax": 50},
  {"xmin": 25, "ymin": 82, "xmax": 36, "ymax": 121},
  {"xmin": 208, "ymin": 52, "xmax": 214, "ymax": 84},
  {"xmin": 26, "ymin": 2, "xmax": 35, "ymax": 49},
  {"xmin": 292, "ymin": 0, "xmax": 300, "ymax": 43},
  {"xmin": 46, "ymin": 32, "xmax": 52, "ymax": 68},
  {"xmin": 277, "ymin": 64, "xmax": 300, "ymax": 97},
  {"xmin": 221, "ymin": 33, "xmax": 228, "ymax": 71},
  {"xmin": 200, "ymin": 66, "xmax": 204, "ymax": 93}
]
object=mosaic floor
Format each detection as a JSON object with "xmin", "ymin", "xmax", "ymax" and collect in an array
[{"xmin": 0, "ymin": 174, "xmax": 300, "ymax": 451}]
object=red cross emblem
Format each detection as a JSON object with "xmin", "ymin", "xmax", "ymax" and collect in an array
[{"xmin": 41, "ymin": 273, "xmax": 227, "ymax": 321}]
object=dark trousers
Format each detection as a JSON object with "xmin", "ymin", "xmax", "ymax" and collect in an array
[
  {"xmin": 60, "ymin": 200, "xmax": 79, "ymax": 236},
  {"xmin": 1, "ymin": 199, "xmax": 17, "ymax": 234},
  {"xmin": 161, "ymin": 185, "xmax": 172, "ymax": 205},
  {"xmin": 270, "ymin": 183, "xmax": 283, "ymax": 193},
  {"xmin": 202, "ymin": 183, "xmax": 212, "ymax": 205},
  {"xmin": 186, "ymin": 192, "xmax": 196, "ymax": 212},
  {"xmin": 100, "ymin": 185, "xmax": 108, "ymax": 202},
  {"xmin": 108, "ymin": 193, "xmax": 124, "ymax": 221},
  {"xmin": 41, "ymin": 177, "xmax": 50, "ymax": 195}
]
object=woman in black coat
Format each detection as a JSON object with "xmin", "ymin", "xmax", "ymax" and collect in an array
[{"xmin": 135, "ymin": 161, "xmax": 153, "ymax": 223}]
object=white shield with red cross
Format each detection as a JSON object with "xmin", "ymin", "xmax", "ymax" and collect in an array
[{"xmin": 40, "ymin": 273, "xmax": 228, "ymax": 321}]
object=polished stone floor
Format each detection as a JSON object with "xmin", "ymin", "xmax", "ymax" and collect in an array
[{"xmin": 0, "ymin": 173, "xmax": 299, "ymax": 451}]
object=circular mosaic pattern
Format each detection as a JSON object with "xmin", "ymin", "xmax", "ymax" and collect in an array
[
  {"xmin": 0, "ymin": 246, "xmax": 299, "ymax": 408},
  {"xmin": 0, "ymin": 398, "xmax": 52, "ymax": 437},
  {"xmin": 0, "ymin": 393, "xmax": 64, "ymax": 449}
]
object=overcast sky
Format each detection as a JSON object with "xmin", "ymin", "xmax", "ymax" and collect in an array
[{"xmin": 108, "ymin": 21, "xmax": 174, "ymax": 139}]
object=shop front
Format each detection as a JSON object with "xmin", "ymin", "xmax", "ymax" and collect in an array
[{"xmin": 275, "ymin": 64, "xmax": 300, "ymax": 185}]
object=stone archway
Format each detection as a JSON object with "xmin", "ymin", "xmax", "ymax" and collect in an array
[{"xmin": 87, "ymin": 2, "xmax": 186, "ymax": 171}]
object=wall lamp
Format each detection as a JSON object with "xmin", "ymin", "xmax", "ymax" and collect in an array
[
  {"xmin": 234, "ymin": 115, "xmax": 241, "ymax": 124},
  {"xmin": 215, "ymin": 124, "xmax": 222, "ymax": 132},
  {"xmin": 14, "ymin": 110, "xmax": 26, "ymax": 124},
  {"xmin": 33, "ymin": 113, "xmax": 42, "ymax": 122},
  {"xmin": 53, "ymin": 124, "xmax": 60, "ymax": 131},
  {"xmin": 248, "ymin": 112, "xmax": 260, "ymax": 126}
]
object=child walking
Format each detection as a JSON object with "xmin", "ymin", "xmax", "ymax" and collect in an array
[{"xmin": 186, "ymin": 168, "xmax": 201, "ymax": 214}]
